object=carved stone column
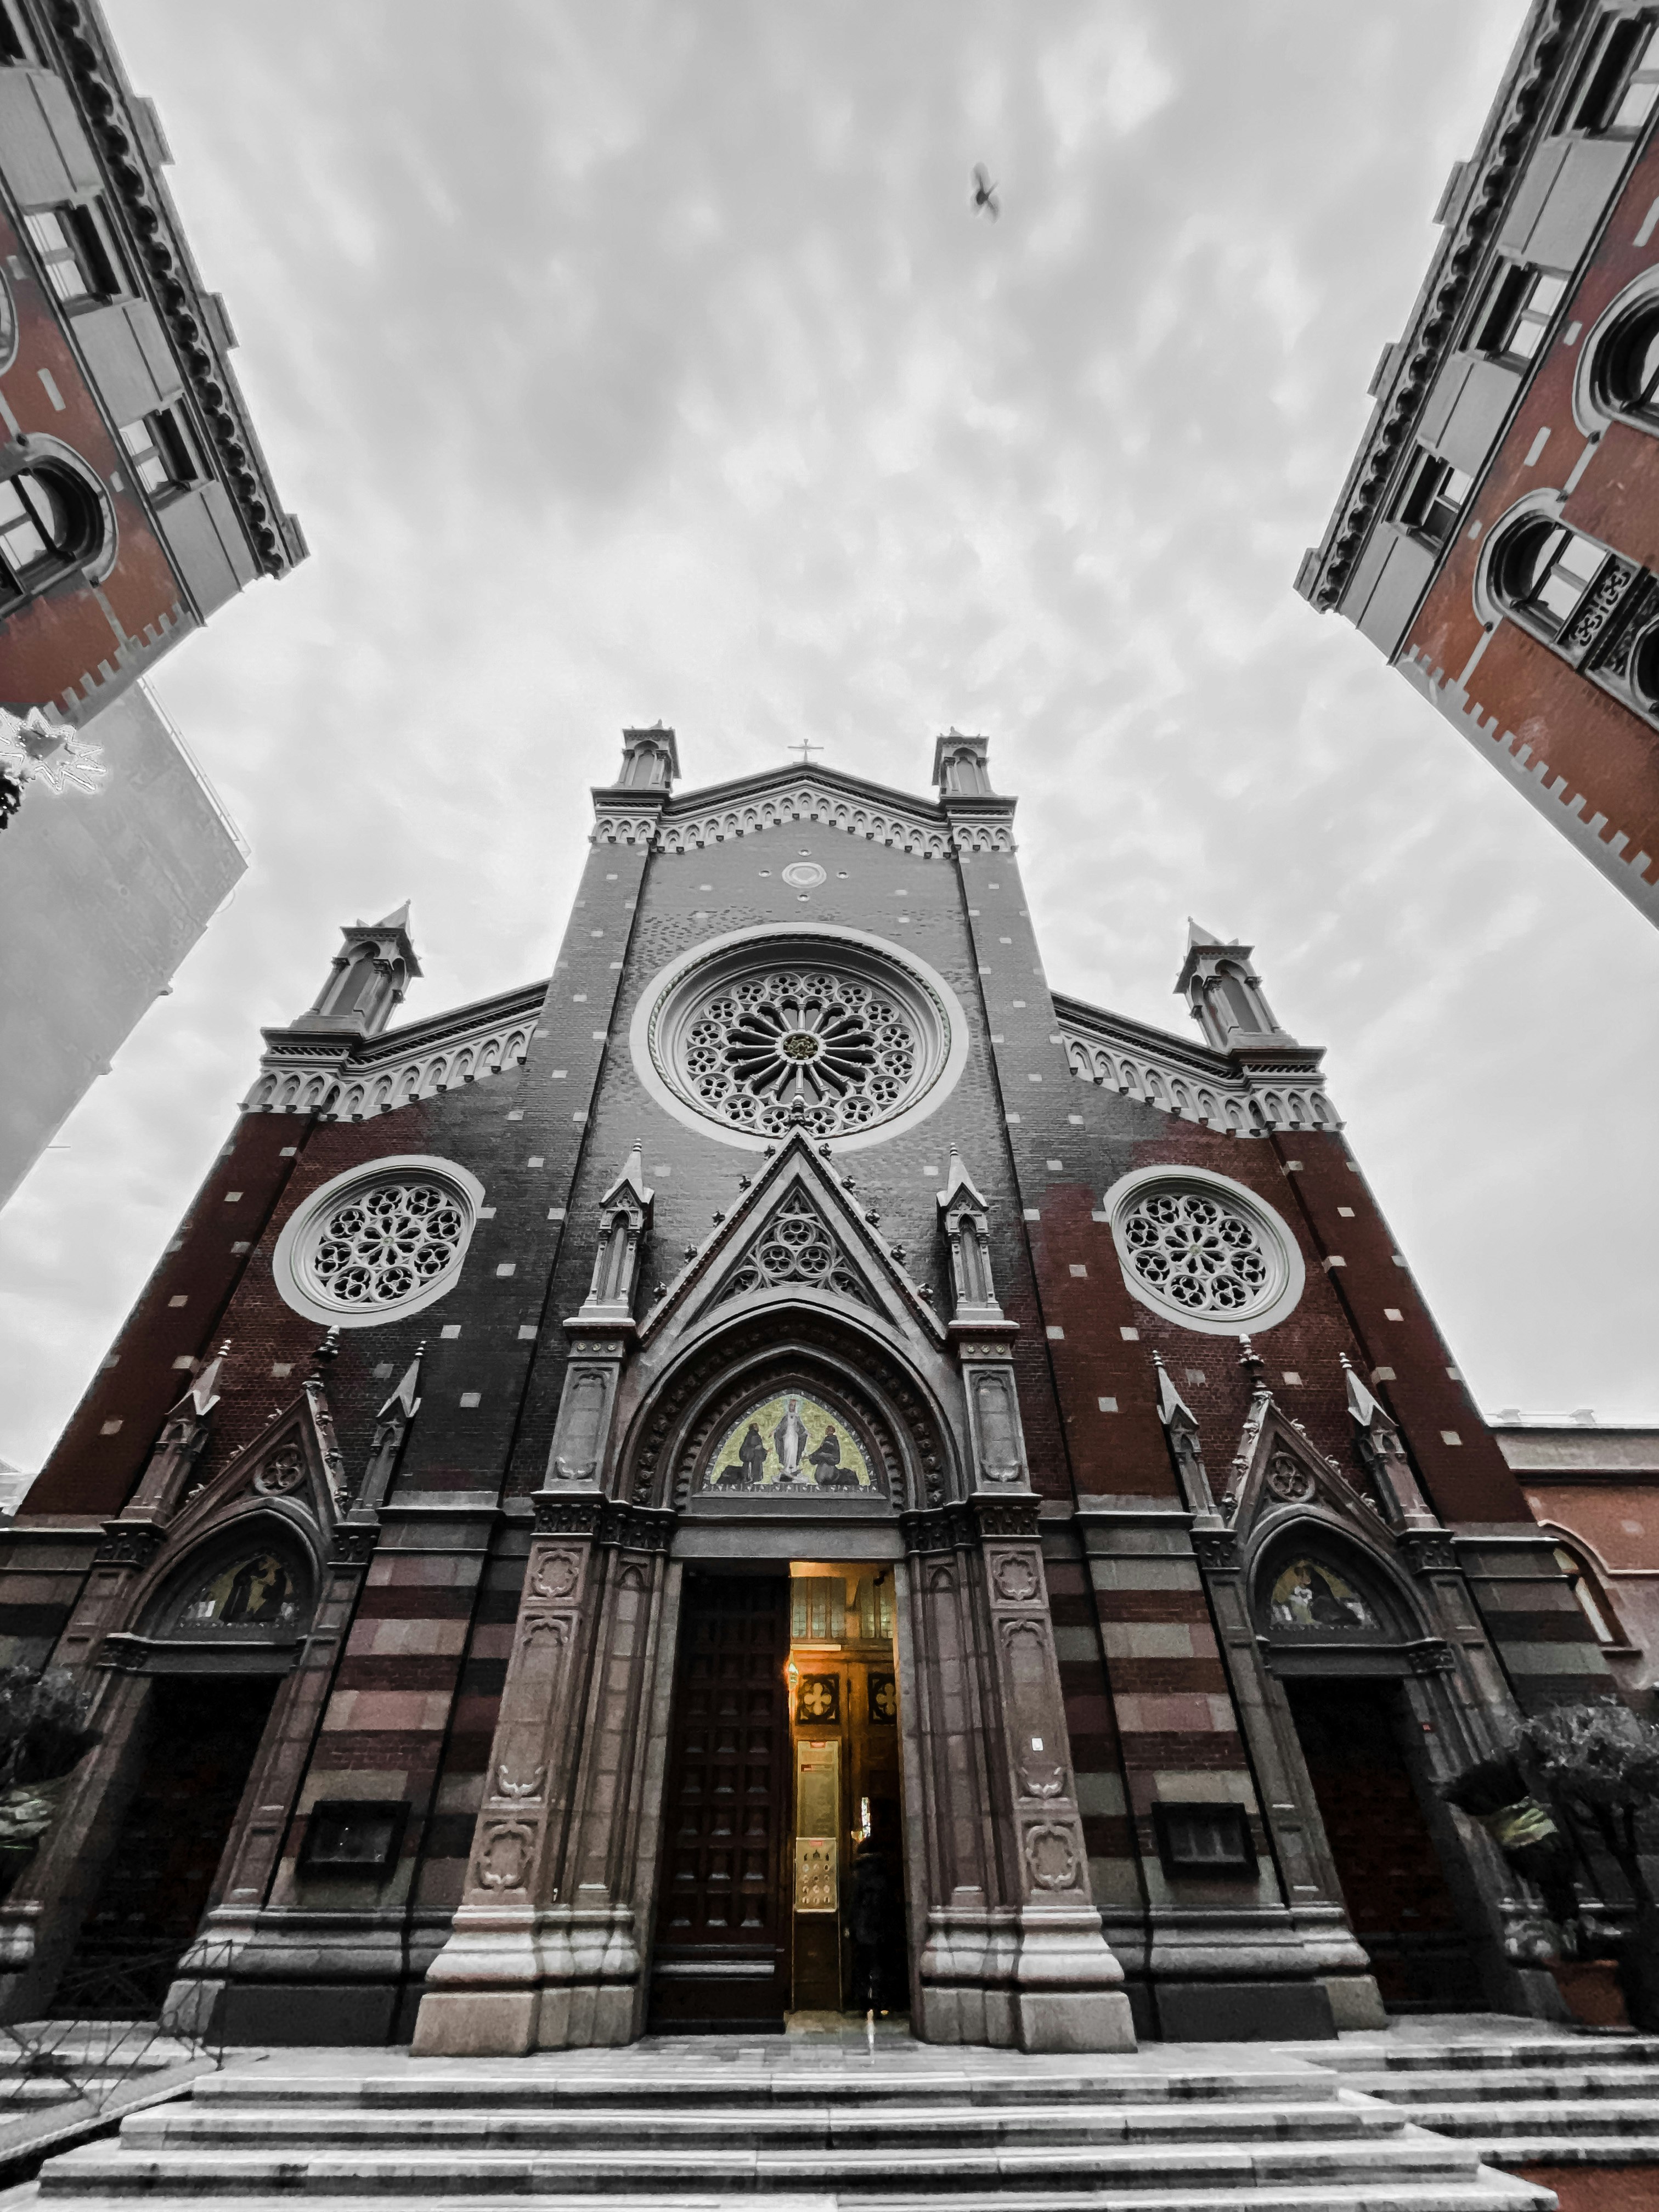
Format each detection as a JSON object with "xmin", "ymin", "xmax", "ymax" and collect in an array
[
  {"xmin": 903, "ymin": 1494, "xmax": 1134, "ymax": 2052},
  {"xmin": 415, "ymin": 1152, "xmax": 663, "ymax": 2055},
  {"xmin": 413, "ymin": 1491, "xmax": 606, "ymax": 2055},
  {"xmin": 413, "ymin": 1489, "xmax": 675, "ymax": 2056},
  {"xmin": 917, "ymin": 1147, "xmax": 1133, "ymax": 2050}
]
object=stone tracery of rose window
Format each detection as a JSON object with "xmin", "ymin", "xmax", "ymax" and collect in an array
[
  {"xmin": 1121, "ymin": 1189, "xmax": 1269, "ymax": 1316},
  {"xmin": 721, "ymin": 1190, "xmax": 868, "ymax": 1304},
  {"xmin": 683, "ymin": 969, "xmax": 918, "ymax": 1138},
  {"xmin": 309, "ymin": 1181, "xmax": 466, "ymax": 1308}
]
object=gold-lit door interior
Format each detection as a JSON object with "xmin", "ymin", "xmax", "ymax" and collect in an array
[{"xmin": 786, "ymin": 1560, "xmax": 905, "ymax": 2015}]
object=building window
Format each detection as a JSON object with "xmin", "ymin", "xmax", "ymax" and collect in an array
[
  {"xmin": 1152, "ymin": 1803, "xmax": 1257, "ymax": 1879},
  {"xmin": 22, "ymin": 202, "xmax": 128, "ymax": 308},
  {"xmin": 1397, "ymin": 451, "xmax": 1474, "ymax": 547},
  {"xmin": 1553, "ymin": 1543, "xmax": 1622, "ymax": 1645},
  {"xmin": 637, "ymin": 926, "xmax": 965, "ymax": 1152},
  {"xmin": 120, "ymin": 407, "xmax": 203, "ymax": 498},
  {"xmin": 308, "ymin": 1179, "xmax": 468, "ymax": 1311},
  {"xmin": 1630, "ymin": 621, "xmax": 1659, "ymax": 706},
  {"xmin": 0, "ymin": 2, "xmax": 36, "ymax": 63},
  {"xmin": 1573, "ymin": 13, "xmax": 1659, "ymax": 134},
  {"xmin": 0, "ymin": 465, "xmax": 100, "ymax": 603},
  {"xmin": 1594, "ymin": 300, "xmax": 1659, "ymax": 423},
  {"xmin": 1494, "ymin": 517, "xmax": 1615, "ymax": 637},
  {"xmin": 1477, "ymin": 264, "xmax": 1568, "ymax": 364}
]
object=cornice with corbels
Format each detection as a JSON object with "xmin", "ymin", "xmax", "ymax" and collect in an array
[
  {"xmin": 40, "ymin": 0, "xmax": 303, "ymax": 575},
  {"xmin": 1306, "ymin": 0, "xmax": 1582, "ymax": 610}
]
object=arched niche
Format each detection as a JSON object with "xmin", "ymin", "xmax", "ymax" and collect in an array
[
  {"xmin": 130, "ymin": 1522, "xmax": 319, "ymax": 1674},
  {"xmin": 1252, "ymin": 1532, "xmax": 1417, "ymax": 1669}
]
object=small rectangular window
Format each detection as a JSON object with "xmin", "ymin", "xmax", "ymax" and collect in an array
[
  {"xmin": 1397, "ymin": 450, "xmax": 1474, "ymax": 546},
  {"xmin": 120, "ymin": 405, "xmax": 203, "ymax": 498},
  {"xmin": 1573, "ymin": 14, "xmax": 1659, "ymax": 134},
  {"xmin": 22, "ymin": 201, "xmax": 128, "ymax": 308},
  {"xmin": 298, "ymin": 1799, "xmax": 408, "ymax": 1876},
  {"xmin": 1477, "ymin": 264, "xmax": 1568, "ymax": 364},
  {"xmin": 1152, "ymin": 1802, "xmax": 1258, "ymax": 1879}
]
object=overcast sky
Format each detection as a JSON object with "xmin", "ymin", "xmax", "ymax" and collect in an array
[{"xmin": 2, "ymin": 0, "xmax": 1655, "ymax": 1472}]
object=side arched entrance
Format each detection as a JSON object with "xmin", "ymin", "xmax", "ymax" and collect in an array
[{"xmin": 1254, "ymin": 1540, "xmax": 1487, "ymax": 2010}]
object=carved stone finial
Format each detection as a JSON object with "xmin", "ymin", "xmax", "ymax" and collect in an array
[
  {"xmin": 1237, "ymin": 1333, "xmax": 1264, "ymax": 1373},
  {"xmin": 578, "ymin": 1141, "xmax": 656, "ymax": 1323},
  {"xmin": 937, "ymin": 1148, "xmax": 1001, "ymax": 1323}
]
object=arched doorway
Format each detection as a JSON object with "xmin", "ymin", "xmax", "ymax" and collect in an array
[
  {"xmin": 1254, "ymin": 1539, "xmax": 1487, "ymax": 2011},
  {"xmin": 646, "ymin": 1370, "xmax": 910, "ymax": 2032},
  {"xmin": 50, "ymin": 1529, "xmax": 314, "ymax": 2017}
]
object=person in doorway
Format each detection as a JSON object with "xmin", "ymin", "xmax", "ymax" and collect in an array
[{"xmin": 849, "ymin": 1838, "xmax": 898, "ymax": 2013}]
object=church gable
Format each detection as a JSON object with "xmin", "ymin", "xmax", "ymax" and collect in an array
[
  {"xmin": 171, "ymin": 1383, "xmax": 346, "ymax": 1547},
  {"xmin": 1222, "ymin": 1384, "xmax": 1378, "ymax": 1545},
  {"xmin": 713, "ymin": 1184, "xmax": 870, "ymax": 1308},
  {"xmin": 639, "ymin": 1130, "xmax": 943, "ymax": 1348}
]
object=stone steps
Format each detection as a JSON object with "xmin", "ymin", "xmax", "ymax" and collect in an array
[
  {"xmin": 185, "ymin": 2067, "xmax": 1338, "ymax": 2110},
  {"xmin": 1305, "ymin": 2030, "xmax": 1659, "ymax": 2169},
  {"xmin": 31, "ymin": 2143, "xmax": 1539, "ymax": 2202},
  {"xmin": 0, "ymin": 2193, "xmax": 1559, "ymax": 2212},
  {"xmin": 17, "ymin": 2047, "xmax": 1549, "ymax": 2212},
  {"xmin": 109, "ymin": 2099, "xmax": 1410, "ymax": 2154}
]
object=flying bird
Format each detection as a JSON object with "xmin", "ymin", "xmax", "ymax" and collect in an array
[{"xmin": 972, "ymin": 165, "xmax": 1000, "ymax": 221}]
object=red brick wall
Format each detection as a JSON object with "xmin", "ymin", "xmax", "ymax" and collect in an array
[
  {"xmin": 0, "ymin": 207, "xmax": 194, "ymax": 718},
  {"xmin": 1405, "ymin": 136, "xmax": 1659, "ymax": 899}
]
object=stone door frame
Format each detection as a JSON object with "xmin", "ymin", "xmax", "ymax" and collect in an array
[{"xmin": 415, "ymin": 1303, "xmax": 1135, "ymax": 2055}]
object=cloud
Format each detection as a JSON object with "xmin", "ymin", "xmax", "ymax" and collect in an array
[{"xmin": 1, "ymin": 0, "xmax": 1654, "ymax": 1469}]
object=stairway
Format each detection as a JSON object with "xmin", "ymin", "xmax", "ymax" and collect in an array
[
  {"xmin": 1309, "ymin": 2025, "xmax": 1659, "ymax": 2170},
  {"xmin": 13, "ymin": 2034, "xmax": 1551, "ymax": 2210}
]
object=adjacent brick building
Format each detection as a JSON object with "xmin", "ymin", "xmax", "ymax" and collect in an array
[
  {"xmin": 1300, "ymin": 0, "xmax": 1659, "ymax": 928},
  {"xmin": 0, "ymin": 733, "xmax": 1614, "ymax": 2048},
  {"xmin": 0, "ymin": 0, "xmax": 302, "ymax": 727},
  {"xmin": 1496, "ymin": 1417, "xmax": 1659, "ymax": 1700},
  {"xmin": 0, "ymin": 0, "xmax": 301, "ymax": 1198}
]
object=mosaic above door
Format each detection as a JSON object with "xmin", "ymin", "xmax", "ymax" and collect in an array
[{"xmin": 702, "ymin": 1389, "xmax": 882, "ymax": 1496}]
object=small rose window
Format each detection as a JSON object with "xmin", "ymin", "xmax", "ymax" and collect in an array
[
  {"xmin": 272, "ymin": 1155, "xmax": 482, "ymax": 1330},
  {"xmin": 1105, "ymin": 1167, "xmax": 1304, "ymax": 1336},
  {"xmin": 307, "ymin": 1180, "xmax": 465, "ymax": 1309}
]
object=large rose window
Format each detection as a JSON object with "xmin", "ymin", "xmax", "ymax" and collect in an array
[
  {"xmin": 636, "ymin": 927, "xmax": 962, "ymax": 1150},
  {"xmin": 685, "ymin": 969, "xmax": 916, "ymax": 1138}
]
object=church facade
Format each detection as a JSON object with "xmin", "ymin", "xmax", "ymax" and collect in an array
[{"xmin": 0, "ymin": 732, "xmax": 1614, "ymax": 2050}]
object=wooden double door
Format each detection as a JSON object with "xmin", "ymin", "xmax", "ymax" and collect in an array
[{"xmin": 648, "ymin": 1575, "xmax": 792, "ymax": 2031}]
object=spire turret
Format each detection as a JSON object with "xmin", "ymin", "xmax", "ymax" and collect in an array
[
  {"xmin": 1175, "ymin": 923, "xmax": 1298, "ymax": 1054},
  {"xmin": 292, "ymin": 905, "xmax": 420, "ymax": 1039}
]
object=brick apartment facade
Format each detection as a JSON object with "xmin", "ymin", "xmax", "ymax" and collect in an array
[
  {"xmin": 1300, "ymin": 0, "xmax": 1659, "ymax": 928},
  {"xmin": 0, "ymin": 733, "xmax": 1614, "ymax": 2050},
  {"xmin": 0, "ymin": 0, "xmax": 302, "ymax": 728}
]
